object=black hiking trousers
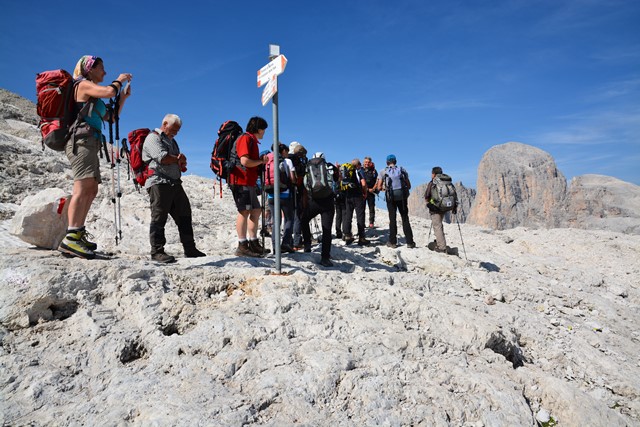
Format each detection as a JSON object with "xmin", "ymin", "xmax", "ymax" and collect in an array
[
  {"xmin": 386, "ymin": 197, "xmax": 414, "ymax": 245},
  {"xmin": 148, "ymin": 183, "xmax": 196, "ymax": 255},
  {"xmin": 302, "ymin": 196, "xmax": 335, "ymax": 260},
  {"xmin": 343, "ymin": 193, "xmax": 366, "ymax": 238}
]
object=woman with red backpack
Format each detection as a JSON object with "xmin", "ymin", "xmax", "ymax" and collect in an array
[{"xmin": 58, "ymin": 55, "xmax": 132, "ymax": 259}]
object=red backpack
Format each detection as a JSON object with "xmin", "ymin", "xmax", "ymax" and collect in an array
[
  {"xmin": 36, "ymin": 70, "xmax": 78, "ymax": 151},
  {"xmin": 127, "ymin": 128, "xmax": 157, "ymax": 187},
  {"xmin": 263, "ymin": 152, "xmax": 290, "ymax": 193}
]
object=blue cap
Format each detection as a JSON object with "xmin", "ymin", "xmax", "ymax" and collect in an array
[{"xmin": 386, "ymin": 154, "xmax": 396, "ymax": 162}]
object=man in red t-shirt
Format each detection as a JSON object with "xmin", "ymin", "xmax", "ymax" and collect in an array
[{"xmin": 229, "ymin": 116, "xmax": 269, "ymax": 257}]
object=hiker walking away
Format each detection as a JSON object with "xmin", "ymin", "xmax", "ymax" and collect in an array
[
  {"xmin": 362, "ymin": 156, "xmax": 379, "ymax": 228},
  {"xmin": 288, "ymin": 141, "xmax": 308, "ymax": 250},
  {"xmin": 142, "ymin": 114, "xmax": 206, "ymax": 263},
  {"xmin": 266, "ymin": 143, "xmax": 296, "ymax": 253},
  {"xmin": 59, "ymin": 55, "xmax": 132, "ymax": 259},
  {"xmin": 230, "ymin": 116, "xmax": 270, "ymax": 257},
  {"xmin": 376, "ymin": 154, "xmax": 416, "ymax": 249},
  {"xmin": 424, "ymin": 166, "xmax": 458, "ymax": 254},
  {"xmin": 302, "ymin": 152, "xmax": 338, "ymax": 267},
  {"xmin": 333, "ymin": 161, "xmax": 345, "ymax": 239},
  {"xmin": 341, "ymin": 158, "xmax": 370, "ymax": 246}
]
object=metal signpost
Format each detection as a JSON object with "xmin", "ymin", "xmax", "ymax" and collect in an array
[{"xmin": 257, "ymin": 45, "xmax": 287, "ymax": 272}]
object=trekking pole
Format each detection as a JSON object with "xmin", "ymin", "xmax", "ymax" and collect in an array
[
  {"xmin": 261, "ymin": 169, "xmax": 266, "ymax": 252},
  {"xmin": 108, "ymin": 100, "xmax": 118, "ymax": 246},
  {"xmin": 455, "ymin": 213, "xmax": 468, "ymax": 261},
  {"xmin": 113, "ymin": 94, "xmax": 122, "ymax": 245}
]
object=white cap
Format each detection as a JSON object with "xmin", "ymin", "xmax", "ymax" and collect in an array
[
  {"xmin": 313, "ymin": 152, "xmax": 325, "ymax": 159},
  {"xmin": 289, "ymin": 141, "xmax": 300, "ymax": 152}
]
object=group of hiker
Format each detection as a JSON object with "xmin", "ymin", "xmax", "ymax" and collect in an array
[{"xmin": 43, "ymin": 55, "xmax": 459, "ymax": 264}]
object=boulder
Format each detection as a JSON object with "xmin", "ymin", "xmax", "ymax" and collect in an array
[{"xmin": 9, "ymin": 188, "xmax": 70, "ymax": 249}]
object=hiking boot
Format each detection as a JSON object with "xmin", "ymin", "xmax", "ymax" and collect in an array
[
  {"xmin": 59, "ymin": 231, "xmax": 95, "ymax": 260},
  {"xmin": 386, "ymin": 241, "xmax": 397, "ymax": 249},
  {"xmin": 249, "ymin": 239, "xmax": 271, "ymax": 255},
  {"xmin": 280, "ymin": 244, "xmax": 295, "ymax": 253},
  {"xmin": 357, "ymin": 237, "xmax": 370, "ymax": 246},
  {"xmin": 184, "ymin": 248, "xmax": 206, "ymax": 258},
  {"xmin": 343, "ymin": 234, "xmax": 355, "ymax": 245},
  {"xmin": 79, "ymin": 230, "xmax": 97, "ymax": 251},
  {"xmin": 152, "ymin": 252, "xmax": 176, "ymax": 263},
  {"xmin": 319, "ymin": 258, "xmax": 333, "ymax": 267},
  {"xmin": 335, "ymin": 230, "xmax": 343, "ymax": 239},
  {"xmin": 235, "ymin": 241, "xmax": 262, "ymax": 258},
  {"xmin": 406, "ymin": 242, "xmax": 416, "ymax": 249}
]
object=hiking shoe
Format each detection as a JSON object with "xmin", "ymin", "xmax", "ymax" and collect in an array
[
  {"xmin": 235, "ymin": 241, "xmax": 262, "ymax": 258},
  {"xmin": 335, "ymin": 230, "xmax": 343, "ymax": 239},
  {"xmin": 152, "ymin": 252, "xmax": 176, "ymax": 263},
  {"xmin": 79, "ymin": 230, "xmax": 97, "ymax": 251},
  {"xmin": 357, "ymin": 237, "xmax": 370, "ymax": 246},
  {"xmin": 343, "ymin": 234, "xmax": 355, "ymax": 245},
  {"xmin": 249, "ymin": 239, "xmax": 271, "ymax": 255},
  {"xmin": 59, "ymin": 232, "xmax": 95, "ymax": 260},
  {"xmin": 406, "ymin": 242, "xmax": 416, "ymax": 249},
  {"xmin": 386, "ymin": 241, "xmax": 397, "ymax": 249},
  {"xmin": 319, "ymin": 258, "xmax": 333, "ymax": 267},
  {"xmin": 280, "ymin": 244, "xmax": 295, "ymax": 253},
  {"xmin": 184, "ymin": 248, "xmax": 206, "ymax": 258}
]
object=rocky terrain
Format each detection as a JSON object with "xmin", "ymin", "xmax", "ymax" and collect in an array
[{"xmin": 1, "ymin": 90, "xmax": 639, "ymax": 426}]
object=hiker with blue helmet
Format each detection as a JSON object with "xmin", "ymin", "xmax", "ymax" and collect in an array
[
  {"xmin": 58, "ymin": 55, "xmax": 132, "ymax": 259},
  {"xmin": 376, "ymin": 154, "xmax": 416, "ymax": 249}
]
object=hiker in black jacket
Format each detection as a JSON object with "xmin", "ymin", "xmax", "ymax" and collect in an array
[{"xmin": 362, "ymin": 156, "xmax": 378, "ymax": 228}]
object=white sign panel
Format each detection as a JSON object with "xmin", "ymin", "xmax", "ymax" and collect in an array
[
  {"xmin": 261, "ymin": 76, "xmax": 277, "ymax": 106},
  {"xmin": 257, "ymin": 54, "xmax": 287, "ymax": 87}
]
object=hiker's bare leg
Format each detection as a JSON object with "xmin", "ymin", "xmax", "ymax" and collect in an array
[
  {"xmin": 236, "ymin": 211, "xmax": 250, "ymax": 240},
  {"xmin": 247, "ymin": 208, "xmax": 261, "ymax": 239},
  {"xmin": 68, "ymin": 178, "xmax": 99, "ymax": 228}
]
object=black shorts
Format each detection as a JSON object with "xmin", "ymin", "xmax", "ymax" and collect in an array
[{"xmin": 231, "ymin": 185, "xmax": 261, "ymax": 212}]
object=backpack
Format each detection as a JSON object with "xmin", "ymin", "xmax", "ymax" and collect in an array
[
  {"xmin": 429, "ymin": 173, "xmax": 457, "ymax": 211},
  {"xmin": 35, "ymin": 69, "xmax": 83, "ymax": 151},
  {"xmin": 210, "ymin": 120, "xmax": 243, "ymax": 182},
  {"xmin": 385, "ymin": 166, "xmax": 409, "ymax": 201},
  {"xmin": 305, "ymin": 157, "xmax": 334, "ymax": 199},
  {"xmin": 127, "ymin": 128, "xmax": 156, "ymax": 187},
  {"xmin": 362, "ymin": 164, "xmax": 378, "ymax": 188},
  {"xmin": 263, "ymin": 152, "xmax": 290, "ymax": 193},
  {"xmin": 339, "ymin": 163, "xmax": 359, "ymax": 192},
  {"xmin": 288, "ymin": 153, "xmax": 308, "ymax": 186}
]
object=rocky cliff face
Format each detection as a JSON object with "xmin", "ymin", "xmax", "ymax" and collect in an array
[
  {"xmin": 566, "ymin": 174, "xmax": 640, "ymax": 234},
  {"xmin": 466, "ymin": 142, "xmax": 640, "ymax": 234},
  {"xmin": 467, "ymin": 142, "xmax": 568, "ymax": 230}
]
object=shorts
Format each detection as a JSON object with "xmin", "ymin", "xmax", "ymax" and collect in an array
[
  {"xmin": 231, "ymin": 185, "xmax": 261, "ymax": 212},
  {"xmin": 66, "ymin": 129, "xmax": 102, "ymax": 183}
]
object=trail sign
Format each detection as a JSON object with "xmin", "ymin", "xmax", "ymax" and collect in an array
[
  {"xmin": 257, "ymin": 54, "xmax": 287, "ymax": 87},
  {"xmin": 261, "ymin": 76, "xmax": 278, "ymax": 106}
]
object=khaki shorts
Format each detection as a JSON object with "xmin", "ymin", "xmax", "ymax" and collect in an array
[{"xmin": 66, "ymin": 130, "xmax": 102, "ymax": 183}]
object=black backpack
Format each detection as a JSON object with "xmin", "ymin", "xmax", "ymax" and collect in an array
[
  {"xmin": 304, "ymin": 157, "xmax": 334, "ymax": 199},
  {"xmin": 210, "ymin": 120, "xmax": 243, "ymax": 182}
]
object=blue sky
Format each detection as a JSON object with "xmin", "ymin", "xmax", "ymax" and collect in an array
[{"xmin": 1, "ymin": 0, "xmax": 639, "ymax": 188}]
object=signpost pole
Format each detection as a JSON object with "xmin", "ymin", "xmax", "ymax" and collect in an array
[{"xmin": 269, "ymin": 45, "xmax": 282, "ymax": 273}]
